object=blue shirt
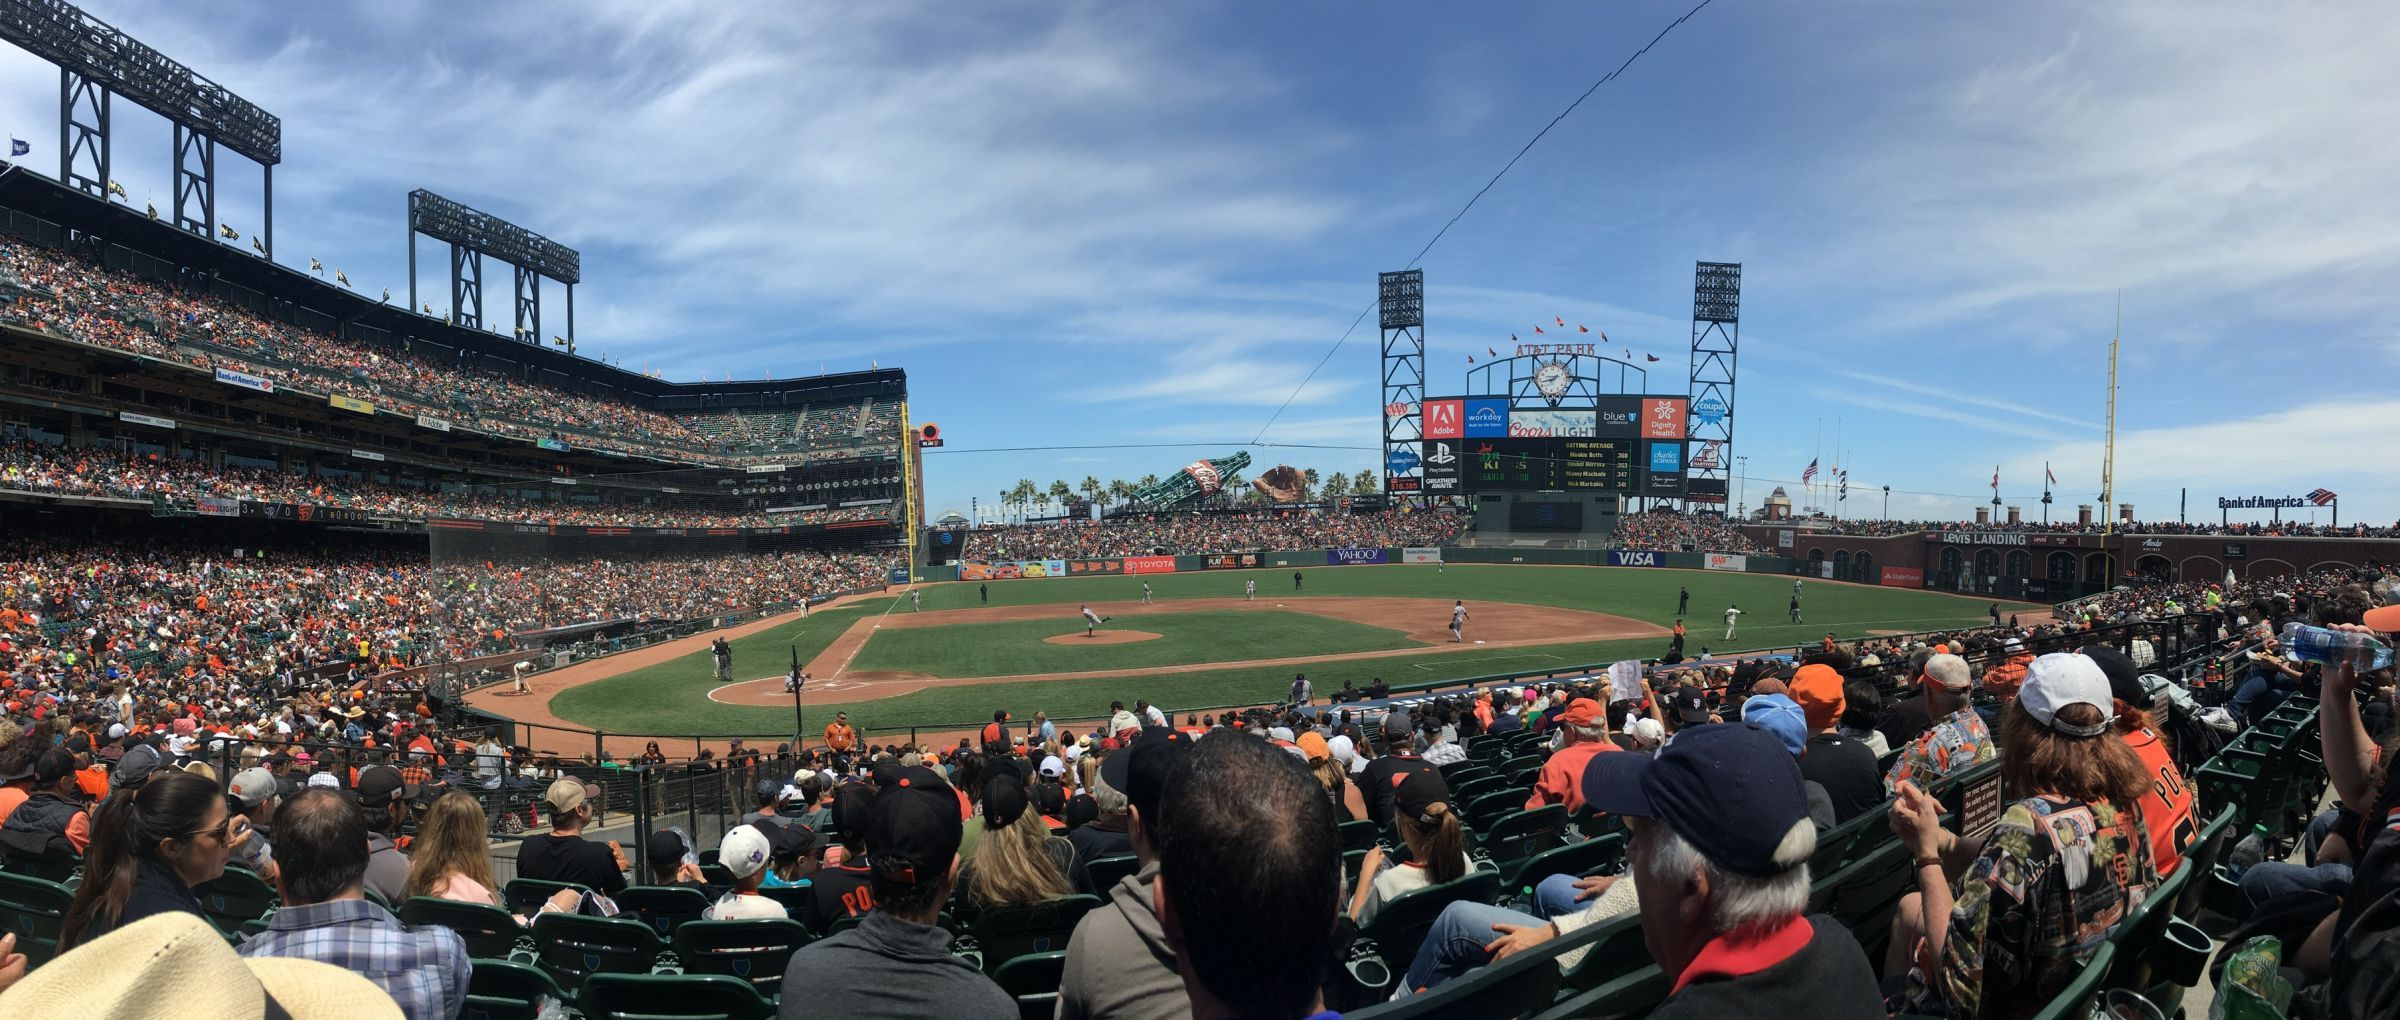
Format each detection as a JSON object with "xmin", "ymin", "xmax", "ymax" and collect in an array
[{"xmin": 237, "ymin": 898, "xmax": 470, "ymax": 1020}]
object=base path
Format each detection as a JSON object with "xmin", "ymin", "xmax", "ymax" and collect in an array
[{"xmin": 702, "ymin": 596, "xmax": 1664, "ymax": 705}]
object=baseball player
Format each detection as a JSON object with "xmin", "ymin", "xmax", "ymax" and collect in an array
[
  {"xmin": 1788, "ymin": 595, "xmax": 1802, "ymax": 624},
  {"xmin": 980, "ymin": 583, "xmax": 988, "ymax": 603},
  {"xmin": 1793, "ymin": 578, "xmax": 1803, "ymax": 598},
  {"xmin": 911, "ymin": 589, "xmax": 922, "ymax": 612},
  {"xmin": 1449, "ymin": 600, "xmax": 1469, "ymax": 643},
  {"xmin": 1245, "ymin": 579, "xmax": 1256, "ymax": 602},
  {"xmin": 1722, "ymin": 604, "xmax": 1742, "ymax": 641},
  {"xmin": 1293, "ymin": 570, "xmax": 1303, "ymax": 591},
  {"xmin": 1081, "ymin": 603, "xmax": 1109, "ymax": 637},
  {"xmin": 711, "ymin": 636, "xmax": 732, "ymax": 682},
  {"xmin": 1141, "ymin": 581, "xmax": 1153, "ymax": 605}
]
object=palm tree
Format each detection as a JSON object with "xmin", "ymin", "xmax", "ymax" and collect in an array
[
  {"xmin": 1080, "ymin": 476, "xmax": 1102, "ymax": 514},
  {"xmin": 1108, "ymin": 478, "xmax": 1133, "ymax": 511},
  {"xmin": 1048, "ymin": 480, "xmax": 1073, "ymax": 518},
  {"xmin": 1353, "ymin": 472, "xmax": 1379, "ymax": 496},
  {"xmin": 1323, "ymin": 471, "xmax": 1349, "ymax": 501},
  {"xmin": 1012, "ymin": 479, "xmax": 1038, "ymax": 522},
  {"xmin": 1302, "ymin": 468, "xmax": 1321, "ymax": 502}
]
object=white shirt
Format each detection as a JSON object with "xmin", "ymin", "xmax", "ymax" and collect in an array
[
  {"xmin": 1452, "ymin": 605, "xmax": 1467, "ymax": 622},
  {"xmin": 704, "ymin": 892, "xmax": 788, "ymax": 920},
  {"xmin": 1724, "ymin": 608, "xmax": 1741, "ymax": 624}
]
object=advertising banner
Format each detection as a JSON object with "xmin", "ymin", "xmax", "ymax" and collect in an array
[
  {"xmin": 1386, "ymin": 447, "xmax": 1421, "ymax": 474},
  {"xmin": 888, "ymin": 567, "xmax": 911, "ymax": 585},
  {"xmin": 214, "ymin": 367, "xmax": 274, "ymax": 392},
  {"xmin": 416, "ymin": 414, "xmax": 452, "ymax": 432},
  {"xmin": 1879, "ymin": 566, "xmax": 1925, "ymax": 588},
  {"xmin": 195, "ymin": 496, "xmax": 241, "ymax": 517},
  {"xmin": 1685, "ymin": 477, "xmax": 1728, "ymax": 504},
  {"xmin": 960, "ymin": 561, "xmax": 994, "ymax": 581},
  {"xmin": 1692, "ymin": 395, "xmax": 1728, "ymax": 427},
  {"xmin": 350, "ymin": 449, "xmax": 385, "ymax": 462},
  {"xmin": 1508, "ymin": 408, "xmax": 1596, "ymax": 438},
  {"xmin": 1593, "ymin": 396, "xmax": 1641, "ymax": 436},
  {"xmin": 1690, "ymin": 440, "xmax": 1723, "ymax": 470},
  {"xmin": 1202, "ymin": 553, "xmax": 1263, "ymax": 570},
  {"xmin": 1385, "ymin": 473, "xmax": 1421, "ymax": 492},
  {"xmin": 1042, "ymin": 559, "xmax": 1068, "ymax": 577},
  {"xmin": 1401, "ymin": 547, "xmax": 1444, "ymax": 564},
  {"xmin": 1420, "ymin": 439, "xmax": 1462, "ymax": 493},
  {"xmin": 328, "ymin": 394, "xmax": 375, "ymax": 415},
  {"xmin": 1703, "ymin": 553, "xmax": 1748, "ymax": 572},
  {"xmin": 1124, "ymin": 555, "xmax": 1178, "ymax": 574},
  {"xmin": 1462, "ymin": 398, "xmax": 1510, "ymax": 437},
  {"xmin": 537, "ymin": 438, "xmax": 572, "ymax": 452},
  {"xmin": 1327, "ymin": 547, "xmax": 1389, "ymax": 565},
  {"xmin": 1778, "ymin": 530, "xmax": 1795, "ymax": 549},
  {"xmin": 1609, "ymin": 550, "xmax": 1665, "ymax": 567},
  {"xmin": 1423, "ymin": 399, "xmax": 1464, "ymax": 440},
  {"xmin": 1642, "ymin": 398, "xmax": 1688, "ymax": 440},
  {"xmin": 118, "ymin": 410, "xmax": 176, "ymax": 429},
  {"xmin": 1066, "ymin": 559, "xmax": 1125, "ymax": 576},
  {"xmin": 1642, "ymin": 441, "xmax": 1685, "ymax": 497},
  {"xmin": 240, "ymin": 502, "xmax": 373, "ymax": 524}
]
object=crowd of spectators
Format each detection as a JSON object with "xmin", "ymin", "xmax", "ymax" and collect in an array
[
  {"xmin": 1782, "ymin": 515, "xmax": 2400, "ymax": 539},
  {"xmin": 0, "ymin": 436, "xmax": 891, "ymax": 528},
  {"xmin": 0, "ymin": 239, "xmax": 902, "ymax": 464},
  {"xmin": 1611, "ymin": 510, "xmax": 1762, "ymax": 554},
  {"xmin": 969, "ymin": 510, "xmax": 1468, "ymax": 560}
]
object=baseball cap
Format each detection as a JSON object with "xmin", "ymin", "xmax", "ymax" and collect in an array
[
  {"xmin": 1582, "ymin": 722, "xmax": 1814, "ymax": 878},
  {"xmin": 1665, "ymin": 685, "xmax": 1711, "ymax": 726},
  {"xmin": 1922, "ymin": 654, "xmax": 1973, "ymax": 692},
  {"xmin": 112, "ymin": 742, "xmax": 162, "ymax": 790},
  {"xmin": 355, "ymin": 766, "xmax": 420, "ymax": 809},
  {"xmin": 1787, "ymin": 663, "xmax": 1845, "ymax": 731},
  {"xmin": 1738, "ymin": 694, "xmax": 1808, "ymax": 757},
  {"xmin": 1625, "ymin": 717, "xmax": 1667, "ymax": 748},
  {"xmin": 227, "ymin": 767, "xmax": 291, "ymax": 808},
  {"xmin": 983, "ymin": 776, "xmax": 1030, "ymax": 828},
  {"xmin": 1099, "ymin": 728, "xmax": 1193, "ymax": 826},
  {"xmin": 717, "ymin": 824, "xmax": 773, "ymax": 880},
  {"xmin": 2078, "ymin": 646, "xmax": 2145, "ymax": 707},
  {"xmin": 755, "ymin": 779, "xmax": 784, "ymax": 805},
  {"xmin": 1561, "ymin": 698, "xmax": 1603, "ymax": 728},
  {"xmin": 305, "ymin": 772, "xmax": 341, "ymax": 790},
  {"xmin": 32, "ymin": 746, "xmax": 78, "ymax": 785},
  {"xmin": 1038, "ymin": 755, "xmax": 1064, "ymax": 778},
  {"xmin": 1391, "ymin": 769, "xmax": 1450, "ymax": 826},
  {"xmin": 2364, "ymin": 603, "xmax": 2400, "ymax": 634},
  {"xmin": 770, "ymin": 822, "xmax": 825, "ymax": 862},
  {"xmin": 645, "ymin": 829, "xmax": 691, "ymax": 869},
  {"xmin": 1381, "ymin": 709, "xmax": 1413, "ymax": 739},
  {"xmin": 1295, "ymin": 731, "xmax": 1331, "ymax": 763},
  {"xmin": 2021, "ymin": 653, "xmax": 2115, "ymax": 738},
  {"xmin": 542, "ymin": 777, "xmax": 591, "ymax": 815},
  {"xmin": 865, "ymin": 766, "xmax": 963, "ymax": 885}
]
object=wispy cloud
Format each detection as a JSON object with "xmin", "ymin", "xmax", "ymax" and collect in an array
[{"xmin": 1837, "ymin": 371, "xmax": 2097, "ymax": 431}]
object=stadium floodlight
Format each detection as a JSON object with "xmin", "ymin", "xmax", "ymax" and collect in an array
[{"xmin": 407, "ymin": 188, "xmax": 581, "ymax": 351}]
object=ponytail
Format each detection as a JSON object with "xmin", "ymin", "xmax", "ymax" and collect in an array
[
  {"xmin": 1400, "ymin": 802, "xmax": 1467, "ymax": 886},
  {"xmin": 60, "ymin": 770, "xmax": 217, "ymax": 951}
]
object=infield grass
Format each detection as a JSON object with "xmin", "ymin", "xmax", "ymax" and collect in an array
[
  {"xmin": 541, "ymin": 563, "xmax": 2038, "ymax": 738},
  {"xmin": 847, "ymin": 610, "xmax": 1420, "ymax": 678}
]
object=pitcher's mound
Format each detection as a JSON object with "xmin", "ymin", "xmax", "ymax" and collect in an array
[{"xmin": 1044, "ymin": 629, "xmax": 1162, "ymax": 645}]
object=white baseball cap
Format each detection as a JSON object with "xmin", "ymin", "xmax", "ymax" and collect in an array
[
  {"xmin": 1038, "ymin": 755, "xmax": 1064, "ymax": 778},
  {"xmin": 718, "ymin": 824, "xmax": 773, "ymax": 880},
  {"xmin": 2021, "ymin": 653, "xmax": 2115, "ymax": 738}
]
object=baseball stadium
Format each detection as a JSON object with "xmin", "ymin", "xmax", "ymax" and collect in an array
[{"xmin": 0, "ymin": 4, "xmax": 2392, "ymax": 1019}]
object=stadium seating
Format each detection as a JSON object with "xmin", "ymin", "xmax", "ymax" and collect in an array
[
  {"xmin": 529, "ymin": 912, "xmax": 667, "ymax": 992},
  {"xmin": 0, "ymin": 872, "xmax": 74, "ymax": 968},
  {"xmin": 463, "ymin": 959, "xmax": 566, "ymax": 1020},
  {"xmin": 990, "ymin": 949, "xmax": 1069, "ymax": 1020},
  {"xmin": 1479, "ymin": 805, "xmax": 1568, "ymax": 888},
  {"xmin": 1083, "ymin": 853, "xmax": 1141, "ymax": 894},
  {"xmin": 504, "ymin": 878, "xmax": 592, "ymax": 917},
  {"xmin": 1510, "ymin": 833, "xmax": 1624, "ymax": 896},
  {"xmin": 1358, "ymin": 869, "xmax": 1503, "ymax": 974},
  {"xmin": 1346, "ymin": 918, "xmax": 1570, "ymax": 1020},
  {"xmin": 617, "ymin": 885, "xmax": 714, "ymax": 937},
  {"xmin": 401, "ymin": 896, "xmax": 528, "ymax": 960},
  {"xmin": 0, "ymin": 849, "xmax": 82, "ymax": 887},
  {"xmin": 2028, "ymin": 943, "xmax": 2117, "ymax": 1020},
  {"xmin": 969, "ymin": 894, "xmax": 1103, "ymax": 973},
  {"xmin": 672, "ymin": 918, "xmax": 813, "ymax": 996},
  {"xmin": 193, "ymin": 867, "xmax": 280, "ymax": 938},
  {"xmin": 577, "ymin": 973, "xmax": 775, "ymax": 1020}
]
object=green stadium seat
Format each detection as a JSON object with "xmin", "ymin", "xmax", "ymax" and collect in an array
[
  {"xmin": 1535, "ymin": 962, "xmax": 1667, "ymax": 1020},
  {"xmin": 502, "ymin": 877, "xmax": 592, "ymax": 917},
  {"xmin": 2028, "ymin": 943, "xmax": 2116, "ymax": 1020},
  {"xmin": 529, "ymin": 912, "xmax": 666, "ymax": 992},
  {"xmin": 969, "ymin": 894, "xmax": 1103, "ymax": 972},
  {"xmin": 1827, "ymin": 837, "xmax": 1912, "ymax": 962},
  {"xmin": 1339, "ymin": 819, "xmax": 1382, "ymax": 853},
  {"xmin": 673, "ymin": 917, "xmax": 812, "ymax": 996},
  {"xmin": 2177, "ymin": 805, "xmax": 2238, "ymax": 922},
  {"xmin": 1345, "ymin": 917, "xmax": 1567, "ymax": 1020},
  {"xmin": 991, "ymin": 949, "xmax": 1069, "ymax": 1020},
  {"xmin": 399, "ymin": 896, "xmax": 526, "ymax": 960},
  {"xmin": 616, "ymin": 885, "xmax": 713, "ymax": 937},
  {"xmin": 1508, "ymin": 833, "xmax": 1625, "ymax": 899},
  {"xmin": 1084, "ymin": 853, "xmax": 1141, "ymax": 894},
  {"xmin": 193, "ymin": 866, "xmax": 279, "ymax": 938},
  {"xmin": 2101, "ymin": 861, "xmax": 2197, "ymax": 995},
  {"xmin": 761, "ymin": 884, "xmax": 811, "ymax": 918},
  {"xmin": 1556, "ymin": 913, "xmax": 1652, "ymax": 994},
  {"xmin": 463, "ymin": 959, "xmax": 565, "ymax": 1020},
  {"xmin": 577, "ymin": 972, "xmax": 774, "ymax": 1020},
  {"xmin": 1450, "ymin": 775, "xmax": 1511, "ymax": 806},
  {"xmin": 1464, "ymin": 789, "xmax": 1533, "ymax": 832},
  {"xmin": 1808, "ymin": 801, "xmax": 1891, "ymax": 875},
  {"xmin": 0, "ymin": 871, "xmax": 74, "ymax": 969},
  {"xmin": 0, "ymin": 849, "xmax": 83, "ymax": 887},
  {"xmin": 1480, "ymin": 805, "xmax": 1568, "ymax": 888},
  {"xmin": 1358, "ymin": 869, "xmax": 1503, "ymax": 974}
]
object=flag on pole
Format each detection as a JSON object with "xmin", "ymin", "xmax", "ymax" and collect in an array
[
  {"xmin": 1486, "ymin": 345, "xmax": 1496, "ymax": 356},
  {"xmin": 309, "ymin": 258, "xmax": 323, "ymax": 274},
  {"xmin": 1555, "ymin": 317, "xmax": 1565, "ymax": 327},
  {"xmin": 1467, "ymin": 354, "xmax": 1475, "ymax": 364},
  {"xmin": 2307, "ymin": 488, "xmax": 2338, "ymax": 506},
  {"xmin": 106, "ymin": 179, "xmax": 126, "ymax": 198},
  {"xmin": 1577, "ymin": 325, "xmax": 1589, "ymax": 333},
  {"xmin": 1534, "ymin": 326, "xmax": 1544, "ymax": 334},
  {"xmin": 335, "ymin": 270, "xmax": 350, "ymax": 288},
  {"xmin": 1800, "ymin": 458, "xmax": 1818, "ymax": 484},
  {"xmin": 7, "ymin": 138, "xmax": 27, "ymax": 157},
  {"xmin": 1598, "ymin": 330, "xmax": 1609, "ymax": 342},
  {"xmin": 1644, "ymin": 354, "xmax": 1660, "ymax": 362},
  {"xmin": 2045, "ymin": 463, "xmax": 2057, "ymax": 488}
]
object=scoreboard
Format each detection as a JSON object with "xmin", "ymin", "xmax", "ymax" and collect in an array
[{"xmin": 1456, "ymin": 438, "xmax": 1635, "ymax": 492}]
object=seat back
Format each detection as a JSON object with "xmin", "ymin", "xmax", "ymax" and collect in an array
[
  {"xmin": 991, "ymin": 949, "xmax": 1069, "ymax": 1020},
  {"xmin": 464, "ymin": 959, "xmax": 564, "ymax": 1020},
  {"xmin": 400, "ymin": 896, "xmax": 526, "ymax": 959},
  {"xmin": 1508, "ymin": 833, "xmax": 1625, "ymax": 899},
  {"xmin": 1346, "ymin": 919, "xmax": 1568, "ymax": 1020},
  {"xmin": 1361, "ymin": 870, "xmax": 1503, "ymax": 972},
  {"xmin": 1463, "ymin": 789, "xmax": 1531, "ymax": 831},
  {"xmin": 1480, "ymin": 806, "xmax": 1567, "ymax": 887},
  {"xmin": 1828, "ymin": 838, "xmax": 1913, "ymax": 962},
  {"xmin": 969, "ymin": 894, "xmax": 1103, "ymax": 971},
  {"xmin": 1533, "ymin": 963, "xmax": 1668, "ymax": 1020},
  {"xmin": 1338, "ymin": 819, "xmax": 1381, "ymax": 853},
  {"xmin": 1556, "ymin": 914, "xmax": 1653, "ymax": 993},
  {"xmin": 1450, "ymin": 775, "xmax": 1509, "ymax": 805},
  {"xmin": 1809, "ymin": 801, "xmax": 1888, "ymax": 874},
  {"xmin": 1084, "ymin": 853, "xmax": 1141, "ymax": 895},
  {"xmin": 2028, "ymin": 943, "xmax": 2116, "ymax": 1020},
  {"xmin": 530, "ymin": 912, "xmax": 665, "ymax": 991},
  {"xmin": 0, "ymin": 871, "xmax": 75, "ymax": 968},
  {"xmin": 0, "ymin": 850, "xmax": 83, "ymax": 886},
  {"xmin": 577, "ymin": 973, "xmax": 774, "ymax": 1020},
  {"xmin": 673, "ymin": 918, "xmax": 812, "ymax": 995},
  {"xmin": 193, "ymin": 866, "xmax": 280, "ymax": 936},
  {"xmin": 616, "ymin": 885, "xmax": 712, "ymax": 937},
  {"xmin": 503, "ymin": 877, "xmax": 592, "ymax": 916}
]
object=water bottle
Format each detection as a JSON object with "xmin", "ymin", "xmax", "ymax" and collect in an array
[
  {"xmin": 2278, "ymin": 622, "xmax": 2396, "ymax": 671},
  {"xmin": 229, "ymin": 820, "xmax": 275, "ymax": 873},
  {"xmin": 2225, "ymin": 822, "xmax": 2269, "ymax": 878}
]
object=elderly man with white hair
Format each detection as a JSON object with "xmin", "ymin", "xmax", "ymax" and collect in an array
[{"xmin": 1397, "ymin": 723, "xmax": 1883, "ymax": 1013}]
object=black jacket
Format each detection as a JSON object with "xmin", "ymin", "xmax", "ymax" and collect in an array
[
  {"xmin": 1799, "ymin": 734, "xmax": 1883, "ymax": 823},
  {"xmin": 0, "ymin": 792, "xmax": 85, "ymax": 858},
  {"xmin": 1649, "ymin": 915, "xmax": 1884, "ymax": 1019}
]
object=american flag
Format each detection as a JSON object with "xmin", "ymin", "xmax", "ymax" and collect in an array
[
  {"xmin": 2308, "ymin": 488, "xmax": 2338, "ymax": 506},
  {"xmin": 1800, "ymin": 458, "xmax": 1818, "ymax": 484}
]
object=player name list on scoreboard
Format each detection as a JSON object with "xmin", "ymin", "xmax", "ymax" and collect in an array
[
  {"xmin": 1463, "ymin": 437, "xmax": 1634, "ymax": 492},
  {"xmin": 1558, "ymin": 439, "xmax": 1634, "ymax": 491}
]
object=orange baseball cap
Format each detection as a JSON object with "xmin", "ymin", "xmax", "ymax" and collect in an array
[
  {"xmin": 1787, "ymin": 663, "xmax": 1846, "ymax": 731},
  {"xmin": 1561, "ymin": 698, "xmax": 1604, "ymax": 727}
]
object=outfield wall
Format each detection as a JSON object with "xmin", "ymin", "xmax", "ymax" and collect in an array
[{"xmin": 919, "ymin": 546, "xmax": 1802, "ymax": 582}]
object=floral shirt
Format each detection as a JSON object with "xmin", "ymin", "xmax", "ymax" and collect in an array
[
  {"xmin": 1884, "ymin": 706, "xmax": 1995, "ymax": 795},
  {"xmin": 1908, "ymin": 794, "xmax": 2158, "ymax": 1019}
]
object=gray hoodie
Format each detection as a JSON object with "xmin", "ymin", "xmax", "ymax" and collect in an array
[{"xmin": 1056, "ymin": 861, "xmax": 1189, "ymax": 1020}]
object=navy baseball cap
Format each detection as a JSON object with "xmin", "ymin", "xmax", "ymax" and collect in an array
[
  {"xmin": 866, "ymin": 766, "xmax": 963, "ymax": 885},
  {"xmin": 1581, "ymin": 722, "xmax": 1813, "ymax": 878},
  {"xmin": 1099, "ymin": 727, "xmax": 1192, "ymax": 826}
]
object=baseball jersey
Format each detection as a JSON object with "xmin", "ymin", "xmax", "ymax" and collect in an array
[
  {"xmin": 1452, "ymin": 605, "xmax": 1467, "ymax": 623},
  {"xmin": 1082, "ymin": 608, "xmax": 1102, "ymax": 624},
  {"xmin": 1724, "ymin": 608, "xmax": 1741, "ymax": 624}
]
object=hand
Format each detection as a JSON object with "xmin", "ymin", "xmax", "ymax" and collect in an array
[
  {"xmin": 1359, "ymin": 845, "xmax": 1385, "ymax": 876},
  {"xmin": 677, "ymin": 861, "xmax": 708, "ymax": 884},
  {"xmin": 0, "ymin": 932, "xmax": 25, "ymax": 994},
  {"xmin": 1889, "ymin": 781, "xmax": 1946, "ymax": 858},
  {"xmin": 1483, "ymin": 921, "xmax": 1557, "ymax": 959},
  {"xmin": 1570, "ymin": 874, "xmax": 1618, "ymax": 902}
]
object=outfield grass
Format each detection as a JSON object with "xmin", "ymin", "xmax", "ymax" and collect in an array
[
  {"xmin": 543, "ymin": 563, "xmax": 2037, "ymax": 737},
  {"xmin": 847, "ymin": 610, "xmax": 1421, "ymax": 678}
]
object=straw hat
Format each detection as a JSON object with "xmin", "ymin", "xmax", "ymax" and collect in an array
[{"xmin": 0, "ymin": 912, "xmax": 403, "ymax": 1020}]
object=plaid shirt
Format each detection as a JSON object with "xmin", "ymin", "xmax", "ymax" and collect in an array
[{"xmin": 237, "ymin": 898, "xmax": 470, "ymax": 1020}]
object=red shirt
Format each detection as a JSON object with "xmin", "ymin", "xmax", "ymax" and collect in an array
[{"xmin": 1527, "ymin": 740, "xmax": 1618, "ymax": 814}]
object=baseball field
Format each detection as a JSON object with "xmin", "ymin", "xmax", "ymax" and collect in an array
[{"xmin": 486, "ymin": 563, "xmax": 2042, "ymax": 742}]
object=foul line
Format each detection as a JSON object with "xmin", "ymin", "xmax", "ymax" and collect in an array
[{"xmin": 1413, "ymin": 652, "xmax": 1565, "ymax": 671}]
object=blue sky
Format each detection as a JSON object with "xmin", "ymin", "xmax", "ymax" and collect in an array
[{"xmin": 6, "ymin": 1, "xmax": 2398, "ymax": 525}]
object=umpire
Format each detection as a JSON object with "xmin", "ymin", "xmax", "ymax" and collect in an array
[{"xmin": 712, "ymin": 636, "xmax": 733, "ymax": 682}]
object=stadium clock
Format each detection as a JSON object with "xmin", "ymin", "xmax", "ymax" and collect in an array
[{"xmin": 1533, "ymin": 360, "xmax": 1572, "ymax": 405}]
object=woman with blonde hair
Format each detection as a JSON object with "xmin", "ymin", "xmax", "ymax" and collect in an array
[
  {"xmin": 403, "ymin": 790, "xmax": 577, "ymax": 920},
  {"xmin": 1351, "ymin": 770, "xmax": 1469, "ymax": 924},
  {"xmin": 1298, "ymin": 732, "xmax": 1367, "ymax": 822},
  {"xmin": 954, "ymin": 777, "xmax": 1075, "ymax": 914}
]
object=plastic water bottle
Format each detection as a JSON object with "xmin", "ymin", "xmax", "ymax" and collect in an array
[
  {"xmin": 2225, "ymin": 823, "xmax": 2269, "ymax": 878},
  {"xmin": 2278, "ymin": 622, "xmax": 2396, "ymax": 671}
]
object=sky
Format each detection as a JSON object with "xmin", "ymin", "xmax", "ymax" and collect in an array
[{"xmin": 5, "ymin": 1, "xmax": 2399, "ymax": 525}]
